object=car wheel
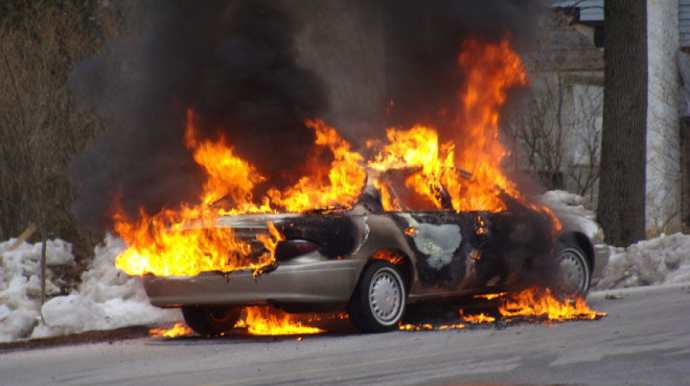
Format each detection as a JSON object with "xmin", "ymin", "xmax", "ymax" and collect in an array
[
  {"xmin": 554, "ymin": 242, "xmax": 591, "ymax": 299},
  {"xmin": 181, "ymin": 305, "xmax": 241, "ymax": 337},
  {"xmin": 348, "ymin": 260, "xmax": 406, "ymax": 333}
]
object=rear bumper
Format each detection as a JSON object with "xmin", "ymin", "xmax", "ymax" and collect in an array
[{"xmin": 143, "ymin": 254, "xmax": 365, "ymax": 308}]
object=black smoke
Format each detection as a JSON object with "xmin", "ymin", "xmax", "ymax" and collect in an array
[
  {"xmin": 71, "ymin": 0, "xmax": 327, "ymax": 228},
  {"xmin": 70, "ymin": 0, "xmax": 544, "ymax": 229},
  {"xmin": 377, "ymin": 0, "xmax": 542, "ymax": 140}
]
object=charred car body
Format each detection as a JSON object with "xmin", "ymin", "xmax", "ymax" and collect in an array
[{"xmin": 143, "ymin": 175, "xmax": 609, "ymax": 335}]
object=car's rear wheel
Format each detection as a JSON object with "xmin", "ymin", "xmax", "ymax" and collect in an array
[
  {"xmin": 181, "ymin": 305, "xmax": 241, "ymax": 337},
  {"xmin": 348, "ymin": 260, "xmax": 406, "ymax": 333},
  {"xmin": 554, "ymin": 242, "xmax": 591, "ymax": 299}
]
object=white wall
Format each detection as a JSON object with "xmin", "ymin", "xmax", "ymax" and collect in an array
[{"xmin": 646, "ymin": 0, "xmax": 682, "ymax": 235}]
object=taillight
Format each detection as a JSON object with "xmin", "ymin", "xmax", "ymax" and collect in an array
[{"xmin": 274, "ymin": 239, "xmax": 318, "ymax": 261}]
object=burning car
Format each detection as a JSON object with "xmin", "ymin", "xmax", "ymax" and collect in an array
[
  {"xmin": 111, "ymin": 39, "xmax": 608, "ymax": 336},
  {"xmin": 141, "ymin": 169, "xmax": 608, "ymax": 335}
]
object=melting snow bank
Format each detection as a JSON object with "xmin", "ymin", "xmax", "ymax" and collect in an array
[
  {"xmin": 595, "ymin": 233, "xmax": 690, "ymax": 289},
  {"xmin": 0, "ymin": 238, "xmax": 74, "ymax": 342},
  {"xmin": 0, "ymin": 234, "xmax": 179, "ymax": 342}
]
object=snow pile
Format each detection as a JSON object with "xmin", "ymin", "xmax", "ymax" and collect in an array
[
  {"xmin": 0, "ymin": 239, "xmax": 74, "ymax": 342},
  {"xmin": 540, "ymin": 190, "xmax": 595, "ymax": 219},
  {"xmin": 596, "ymin": 233, "xmax": 690, "ymax": 289},
  {"xmin": 0, "ymin": 235, "xmax": 179, "ymax": 342}
]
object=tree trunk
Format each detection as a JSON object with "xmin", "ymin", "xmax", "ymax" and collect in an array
[
  {"xmin": 597, "ymin": 0, "xmax": 648, "ymax": 247},
  {"xmin": 681, "ymin": 118, "xmax": 690, "ymax": 232}
]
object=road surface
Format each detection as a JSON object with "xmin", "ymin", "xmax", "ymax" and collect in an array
[{"xmin": 2, "ymin": 283, "xmax": 689, "ymax": 386}]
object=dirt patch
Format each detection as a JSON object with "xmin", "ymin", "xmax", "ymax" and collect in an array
[{"xmin": 0, "ymin": 326, "xmax": 150, "ymax": 354}]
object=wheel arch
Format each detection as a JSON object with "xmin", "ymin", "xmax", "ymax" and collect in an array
[
  {"xmin": 368, "ymin": 248, "xmax": 415, "ymax": 294},
  {"xmin": 347, "ymin": 258, "xmax": 408, "ymax": 333},
  {"xmin": 557, "ymin": 231, "xmax": 594, "ymax": 270}
]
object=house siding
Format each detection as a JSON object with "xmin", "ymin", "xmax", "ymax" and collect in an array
[{"xmin": 680, "ymin": 0, "xmax": 690, "ymax": 47}]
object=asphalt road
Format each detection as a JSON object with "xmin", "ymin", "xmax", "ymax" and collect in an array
[{"xmin": 2, "ymin": 283, "xmax": 689, "ymax": 386}]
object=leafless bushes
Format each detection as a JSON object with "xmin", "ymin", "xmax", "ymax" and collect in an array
[
  {"xmin": 0, "ymin": 2, "xmax": 122, "ymax": 259},
  {"xmin": 501, "ymin": 9, "xmax": 604, "ymax": 209},
  {"xmin": 503, "ymin": 72, "xmax": 603, "ymax": 207}
]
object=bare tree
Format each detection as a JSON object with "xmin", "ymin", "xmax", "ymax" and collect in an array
[
  {"xmin": 503, "ymin": 73, "xmax": 603, "ymax": 206},
  {"xmin": 0, "ymin": 2, "xmax": 121, "ymax": 268},
  {"xmin": 502, "ymin": 8, "xmax": 604, "ymax": 206},
  {"xmin": 566, "ymin": 84, "xmax": 603, "ymax": 203},
  {"xmin": 504, "ymin": 72, "xmax": 566, "ymax": 191}
]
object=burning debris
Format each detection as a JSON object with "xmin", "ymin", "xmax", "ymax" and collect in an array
[
  {"xmin": 397, "ymin": 289, "xmax": 605, "ymax": 333},
  {"xmin": 498, "ymin": 286, "xmax": 605, "ymax": 322},
  {"xmin": 150, "ymin": 308, "xmax": 349, "ymax": 338},
  {"xmin": 462, "ymin": 313, "xmax": 497, "ymax": 324},
  {"xmin": 150, "ymin": 286, "xmax": 606, "ymax": 339},
  {"xmin": 234, "ymin": 307, "xmax": 325, "ymax": 336},
  {"xmin": 150, "ymin": 322, "xmax": 193, "ymax": 338}
]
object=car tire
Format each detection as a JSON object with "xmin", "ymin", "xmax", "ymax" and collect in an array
[
  {"xmin": 181, "ymin": 305, "xmax": 241, "ymax": 337},
  {"xmin": 348, "ymin": 260, "xmax": 406, "ymax": 333},
  {"xmin": 554, "ymin": 241, "xmax": 591, "ymax": 299}
]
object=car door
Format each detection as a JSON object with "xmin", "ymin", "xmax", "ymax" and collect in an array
[{"xmin": 391, "ymin": 210, "xmax": 487, "ymax": 293}]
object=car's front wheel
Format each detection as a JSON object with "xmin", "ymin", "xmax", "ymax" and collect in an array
[
  {"xmin": 181, "ymin": 305, "xmax": 241, "ymax": 337},
  {"xmin": 554, "ymin": 242, "xmax": 591, "ymax": 299},
  {"xmin": 348, "ymin": 260, "xmax": 406, "ymax": 333}
]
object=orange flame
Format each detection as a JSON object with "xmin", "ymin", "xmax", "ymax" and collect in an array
[
  {"xmin": 235, "ymin": 307, "xmax": 324, "ymax": 335},
  {"xmin": 185, "ymin": 110, "xmax": 265, "ymax": 210},
  {"xmin": 402, "ymin": 287, "xmax": 605, "ymax": 330},
  {"xmin": 399, "ymin": 323, "xmax": 435, "ymax": 331},
  {"xmin": 113, "ymin": 116, "xmax": 360, "ymax": 277},
  {"xmin": 372, "ymin": 249, "xmax": 405, "ymax": 265},
  {"xmin": 112, "ymin": 201, "xmax": 267, "ymax": 276},
  {"xmin": 499, "ymin": 286, "xmax": 605, "ymax": 322},
  {"xmin": 462, "ymin": 313, "xmax": 497, "ymax": 324},
  {"xmin": 399, "ymin": 323, "xmax": 466, "ymax": 331},
  {"xmin": 113, "ymin": 110, "xmax": 278, "ymax": 277},
  {"xmin": 451, "ymin": 38, "xmax": 527, "ymax": 205},
  {"xmin": 473, "ymin": 292, "xmax": 507, "ymax": 300},
  {"xmin": 364, "ymin": 38, "xmax": 560, "ymax": 233},
  {"xmin": 267, "ymin": 119, "xmax": 366, "ymax": 212},
  {"xmin": 369, "ymin": 125, "xmax": 455, "ymax": 211},
  {"xmin": 150, "ymin": 322, "xmax": 194, "ymax": 338},
  {"xmin": 368, "ymin": 39, "xmax": 528, "ymax": 212},
  {"xmin": 438, "ymin": 324, "xmax": 466, "ymax": 330}
]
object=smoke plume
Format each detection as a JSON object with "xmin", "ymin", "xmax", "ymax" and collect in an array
[
  {"xmin": 71, "ymin": 0, "xmax": 543, "ymax": 228},
  {"xmin": 71, "ymin": 0, "xmax": 326, "ymax": 227},
  {"xmin": 376, "ymin": 0, "xmax": 541, "ymax": 142}
]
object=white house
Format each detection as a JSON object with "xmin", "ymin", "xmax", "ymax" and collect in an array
[{"xmin": 551, "ymin": 0, "xmax": 688, "ymax": 236}]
